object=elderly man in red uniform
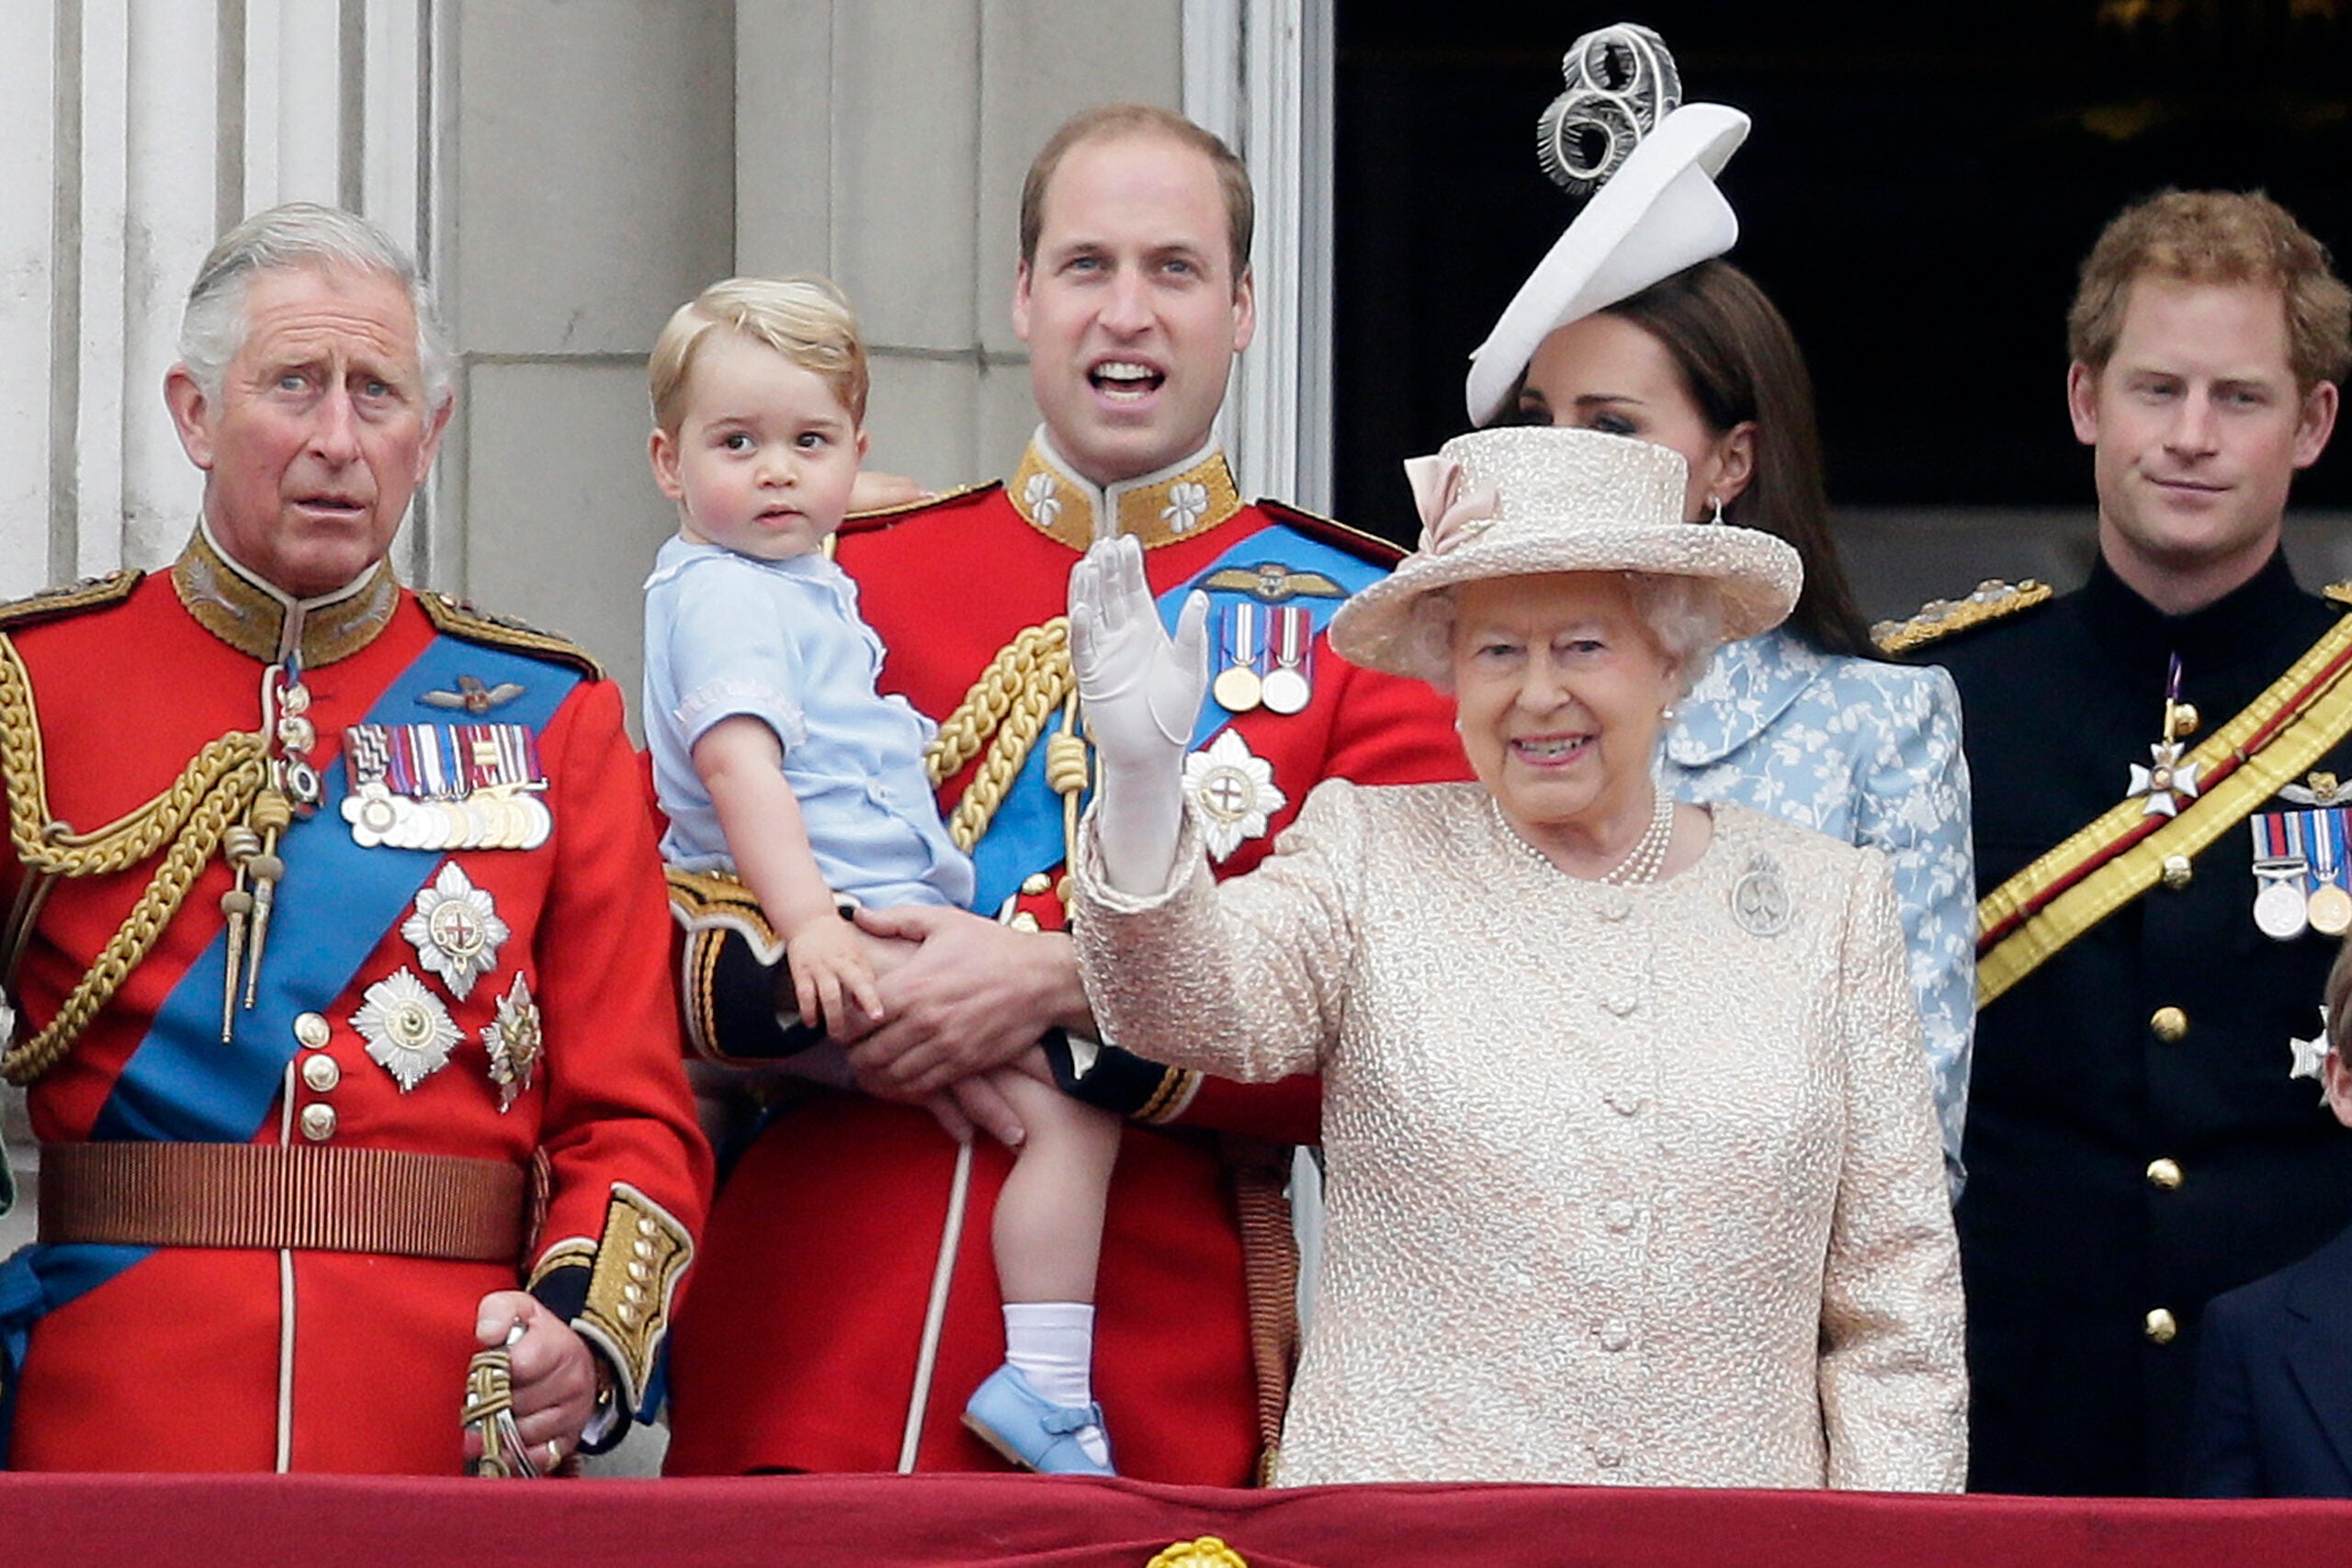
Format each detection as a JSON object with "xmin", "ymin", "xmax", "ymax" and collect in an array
[
  {"xmin": 662, "ymin": 105, "xmax": 1463, "ymax": 1483},
  {"xmin": 0, "ymin": 204, "xmax": 709, "ymax": 1473}
]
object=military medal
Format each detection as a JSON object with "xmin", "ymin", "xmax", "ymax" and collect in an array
[
  {"xmin": 342, "ymin": 721, "xmax": 551, "ymax": 852},
  {"xmin": 2250, "ymin": 812, "xmax": 2311, "ymax": 942},
  {"xmin": 1210, "ymin": 603, "xmax": 1264, "ymax": 713},
  {"xmin": 2310, "ymin": 809, "xmax": 2352, "ymax": 936},
  {"xmin": 352, "ymin": 967, "xmax": 461, "ymax": 1090},
  {"xmin": 1260, "ymin": 606, "xmax": 1314, "ymax": 716},
  {"xmin": 482, "ymin": 972, "xmax": 543, "ymax": 1112},
  {"xmin": 2125, "ymin": 655, "xmax": 2201, "ymax": 818},
  {"xmin": 402, "ymin": 862, "xmax": 510, "ymax": 999}
]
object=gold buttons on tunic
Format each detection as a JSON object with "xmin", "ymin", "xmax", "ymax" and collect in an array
[
  {"xmin": 2161, "ymin": 855, "xmax": 2193, "ymax": 891},
  {"xmin": 300, "ymin": 1103, "xmax": 338, "ymax": 1142},
  {"xmin": 300, "ymin": 1055, "xmax": 342, "ymax": 1093},
  {"xmin": 2146, "ymin": 1157, "xmax": 2183, "ymax": 1190},
  {"xmin": 293, "ymin": 1011, "xmax": 332, "ymax": 1050},
  {"xmin": 2143, "ymin": 1307, "xmax": 2177, "ymax": 1345},
  {"xmin": 2150, "ymin": 1007, "xmax": 2188, "ymax": 1043}
]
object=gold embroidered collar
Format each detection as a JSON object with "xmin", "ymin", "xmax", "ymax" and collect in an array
[
  {"xmin": 171, "ymin": 523, "xmax": 400, "ymax": 667},
  {"xmin": 1007, "ymin": 430, "xmax": 1244, "ymax": 551}
]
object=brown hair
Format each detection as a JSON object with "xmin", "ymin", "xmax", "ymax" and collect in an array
[
  {"xmin": 1596, "ymin": 260, "xmax": 1875, "ymax": 658},
  {"xmin": 2069, "ymin": 190, "xmax": 2352, "ymax": 391},
  {"xmin": 1018, "ymin": 103, "xmax": 1254, "ymax": 286},
  {"xmin": 2326, "ymin": 936, "xmax": 2352, "ymax": 1058},
  {"xmin": 649, "ymin": 276, "xmax": 868, "ymax": 435}
]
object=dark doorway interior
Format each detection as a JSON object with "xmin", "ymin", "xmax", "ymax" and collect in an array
[{"xmin": 1332, "ymin": 1, "xmax": 2352, "ymax": 547}]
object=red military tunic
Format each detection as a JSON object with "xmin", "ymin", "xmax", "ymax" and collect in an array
[
  {"xmin": 0, "ymin": 533, "xmax": 710, "ymax": 1472},
  {"xmin": 664, "ymin": 437, "xmax": 1464, "ymax": 1483}
]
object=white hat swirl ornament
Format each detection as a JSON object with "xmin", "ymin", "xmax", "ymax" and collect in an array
[{"xmin": 1465, "ymin": 24, "xmax": 1751, "ymax": 426}]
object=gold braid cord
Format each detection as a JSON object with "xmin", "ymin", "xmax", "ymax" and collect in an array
[
  {"xmin": 0, "ymin": 635, "xmax": 267, "ymax": 1083},
  {"xmin": 923, "ymin": 619, "xmax": 1077, "ymax": 854}
]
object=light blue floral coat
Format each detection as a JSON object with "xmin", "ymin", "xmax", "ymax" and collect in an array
[{"xmin": 1662, "ymin": 627, "xmax": 1975, "ymax": 1194}]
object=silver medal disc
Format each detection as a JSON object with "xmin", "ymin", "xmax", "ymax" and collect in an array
[{"xmin": 2255, "ymin": 878, "xmax": 2310, "ymax": 941}]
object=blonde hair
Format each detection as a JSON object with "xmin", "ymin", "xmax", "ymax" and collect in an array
[
  {"xmin": 2069, "ymin": 190, "xmax": 2352, "ymax": 392},
  {"xmin": 650, "ymin": 276, "xmax": 869, "ymax": 434}
]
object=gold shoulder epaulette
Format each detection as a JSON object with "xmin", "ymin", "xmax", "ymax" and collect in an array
[
  {"xmin": 1872, "ymin": 579, "xmax": 2054, "ymax": 656},
  {"xmin": 842, "ymin": 479, "xmax": 1001, "ymax": 527},
  {"xmin": 0, "ymin": 570, "xmax": 142, "ymax": 633},
  {"xmin": 415, "ymin": 592, "xmax": 603, "ymax": 681},
  {"xmin": 1253, "ymin": 498, "xmax": 1408, "ymax": 567},
  {"xmin": 2324, "ymin": 581, "xmax": 2352, "ymax": 610}
]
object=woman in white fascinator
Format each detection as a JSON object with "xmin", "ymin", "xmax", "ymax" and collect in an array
[
  {"xmin": 1470, "ymin": 24, "xmax": 1975, "ymax": 1197},
  {"xmin": 1059, "ymin": 424, "xmax": 1965, "ymax": 1489}
]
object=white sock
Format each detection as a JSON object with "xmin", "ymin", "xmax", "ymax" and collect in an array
[{"xmin": 1003, "ymin": 1302, "xmax": 1107, "ymax": 1465}]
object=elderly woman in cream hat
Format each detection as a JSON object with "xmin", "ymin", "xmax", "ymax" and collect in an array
[{"xmin": 1064, "ymin": 425, "xmax": 1965, "ymax": 1490}]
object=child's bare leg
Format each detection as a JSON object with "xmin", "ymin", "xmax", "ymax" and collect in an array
[
  {"xmin": 964, "ymin": 1054, "xmax": 1121, "ymax": 1471},
  {"xmin": 988, "ymin": 1064, "xmax": 1119, "ymax": 1303}
]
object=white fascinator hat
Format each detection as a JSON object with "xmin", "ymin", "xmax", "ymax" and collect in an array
[
  {"xmin": 1329, "ymin": 426, "xmax": 1801, "ymax": 685},
  {"xmin": 1464, "ymin": 23, "xmax": 1749, "ymax": 427}
]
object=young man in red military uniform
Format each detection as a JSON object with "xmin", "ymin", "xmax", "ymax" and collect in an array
[
  {"xmin": 662, "ymin": 105, "xmax": 1464, "ymax": 1485},
  {"xmin": 0, "ymin": 204, "xmax": 709, "ymax": 1473}
]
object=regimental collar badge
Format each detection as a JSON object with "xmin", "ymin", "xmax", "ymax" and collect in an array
[
  {"xmin": 1009, "ymin": 430, "xmax": 1244, "ymax": 550},
  {"xmin": 353, "ymin": 967, "xmax": 462, "ymax": 1090},
  {"xmin": 482, "ymin": 972, "xmax": 543, "ymax": 1113},
  {"xmin": 2125, "ymin": 655, "xmax": 2202, "ymax": 818},
  {"xmin": 401, "ymin": 862, "xmax": 510, "ymax": 999},
  {"xmin": 1182, "ymin": 730, "xmax": 1287, "ymax": 862},
  {"xmin": 421, "ymin": 675, "xmax": 527, "ymax": 714},
  {"xmin": 342, "ymin": 721, "xmax": 553, "ymax": 852}
]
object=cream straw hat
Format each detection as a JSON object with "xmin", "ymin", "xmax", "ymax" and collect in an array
[{"xmin": 1328, "ymin": 427, "xmax": 1801, "ymax": 684}]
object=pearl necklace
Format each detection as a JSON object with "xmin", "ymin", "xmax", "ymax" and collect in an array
[{"xmin": 1492, "ymin": 785, "xmax": 1677, "ymax": 886}]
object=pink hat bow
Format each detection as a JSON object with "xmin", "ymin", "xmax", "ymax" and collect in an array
[{"xmin": 1402, "ymin": 456, "xmax": 1501, "ymax": 557}]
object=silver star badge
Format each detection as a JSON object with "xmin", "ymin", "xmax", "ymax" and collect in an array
[
  {"xmin": 482, "ymin": 972, "xmax": 543, "ymax": 1112},
  {"xmin": 1182, "ymin": 730, "xmax": 1286, "ymax": 862},
  {"xmin": 2290, "ymin": 1006, "xmax": 2333, "ymax": 1083},
  {"xmin": 352, "ymin": 967, "xmax": 461, "ymax": 1091},
  {"xmin": 2127, "ymin": 741, "xmax": 2202, "ymax": 818},
  {"xmin": 401, "ymin": 862, "xmax": 510, "ymax": 999}
]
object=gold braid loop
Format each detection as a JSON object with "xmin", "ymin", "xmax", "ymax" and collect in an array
[
  {"xmin": 1043, "ymin": 727, "xmax": 1091, "ymax": 799},
  {"xmin": 0, "ymin": 632, "xmax": 270, "ymax": 1084},
  {"xmin": 925, "ymin": 620, "xmax": 1070, "ymax": 787},
  {"xmin": 924, "ymin": 620, "xmax": 1077, "ymax": 854}
]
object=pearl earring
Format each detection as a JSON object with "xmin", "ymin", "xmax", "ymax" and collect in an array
[{"xmin": 1705, "ymin": 494, "xmax": 1724, "ymax": 526}]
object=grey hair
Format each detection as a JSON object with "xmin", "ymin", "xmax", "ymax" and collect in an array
[
  {"xmin": 177, "ymin": 202, "xmax": 454, "ymax": 407},
  {"xmin": 1411, "ymin": 571, "xmax": 1728, "ymax": 697}
]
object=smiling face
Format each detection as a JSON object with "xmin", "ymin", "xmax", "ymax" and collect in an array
[
  {"xmin": 1519, "ymin": 310, "xmax": 1753, "ymax": 525},
  {"xmin": 2072, "ymin": 276, "xmax": 2339, "ymax": 613},
  {"xmin": 1012, "ymin": 131, "xmax": 1256, "ymax": 487},
  {"xmin": 649, "ymin": 333, "xmax": 868, "ymax": 561},
  {"xmin": 165, "ymin": 265, "xmax": 449, "ymax": 598},
  {"xmin": 1449, "ymin": 571, "xmax": 1682, "ymax": 857}
]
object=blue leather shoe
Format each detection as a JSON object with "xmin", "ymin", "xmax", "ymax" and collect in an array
[{"xmin": 961, "ymin": 1363, "xmax": 1116, "ymax": 1476}]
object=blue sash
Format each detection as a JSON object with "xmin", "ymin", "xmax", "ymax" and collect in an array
[
  {"xmin": 965, "ymin": 520, "xmax": 1385, "ymax": 914},
  {"xmin": 0, "ymin": 632, "xmax": 577, "ymax": 1461}
]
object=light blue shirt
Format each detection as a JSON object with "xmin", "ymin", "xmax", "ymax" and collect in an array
[
  {"xmin": 642, "ymin": 536, "xmax": 975, "ymax": 911},
  {"xmin": 1663, "ymin": 627, "xmax": 1975, "ymax": 1193}
]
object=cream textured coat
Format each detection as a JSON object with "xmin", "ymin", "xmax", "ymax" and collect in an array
[{"xmin": 1074, "ymin": 781, "xmax": 1967, "ymax": 1489}]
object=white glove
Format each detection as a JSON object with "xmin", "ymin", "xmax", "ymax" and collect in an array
[{"xmin": 1068, "ymin": 535, "xmax": 1209, "ymax": 893}]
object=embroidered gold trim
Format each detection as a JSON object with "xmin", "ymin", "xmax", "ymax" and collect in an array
[
  {"xmin": 571, "ymin": 1183, "xmax": 692, "ymax": 1413},
  {"xmin": 0, "ymin": 571, "xmax": 141, "ymax": 632},
  {"xmin": 1872, "ymin": 579, "xmax": 2053, "ymax": 656},
  {"xmin": 1007, "ymin": 443, "xmax": 1244, "ymax": 551},
  {"xmin": 416, "ymin": 592, "xmax": 604, "ymax": 681},
  {"xmin": 1135, "ymin": 1066, "xmax": 1202, "ymax": 1125},
  {"xmin": 171, "ymin": 531, "xmax": 399, "ymax": 666},
  {"xmin": 1979, "ymin": 610, "xmax": 2352, "ymax": 1006}
]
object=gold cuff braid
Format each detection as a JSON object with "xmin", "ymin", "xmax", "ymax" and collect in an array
[
  {"xmin": 568, "ymin": 1184, "xmax": 692, "ymax": 1414},
  {"xmin": 0, "ymin": 635, "xmax": 268, "ymax": 1083}
]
